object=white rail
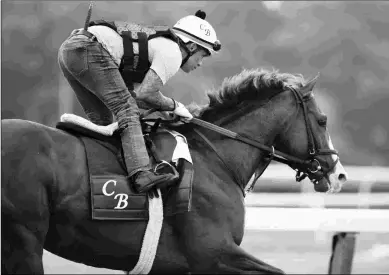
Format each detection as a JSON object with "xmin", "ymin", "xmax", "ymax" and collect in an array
[
  {"xmin": 245, "ymin": 207, "xmax": 389, "ymax": 233},
  {"xmin": 245, "ymin": 193, "xmax": 389, "ymax": 208}
]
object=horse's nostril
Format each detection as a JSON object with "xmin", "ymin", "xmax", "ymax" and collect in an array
[{"xmin": 338, "ymin": 173, "xmax": 347, "ymax": 182}]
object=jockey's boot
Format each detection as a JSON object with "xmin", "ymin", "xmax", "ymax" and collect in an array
[{"xmin": 120, "ymin": 123, "xmax": 179, "ymax": 194}]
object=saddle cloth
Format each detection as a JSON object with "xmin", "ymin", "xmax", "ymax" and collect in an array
[{"xmin": 56, "ymin": 117, "xmax": 194, "ymax": 221}]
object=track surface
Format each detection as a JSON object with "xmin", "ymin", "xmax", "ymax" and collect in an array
[{"xmin": 43, "ymin": 230, "xmax": 389, "ymax": 274}]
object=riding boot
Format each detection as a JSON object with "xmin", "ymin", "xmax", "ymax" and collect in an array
[{"xmin": 120, "ymin": 121, "xmax": 179, "ymax": 193}]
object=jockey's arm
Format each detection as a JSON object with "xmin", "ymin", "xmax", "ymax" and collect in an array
[
  {"xmin": 135, "ymin": 99, "xmax": 153, "ymax": 110},
  {"xmin": 134, "ymin": 69, "xmax": 175, "ymax": 111}
]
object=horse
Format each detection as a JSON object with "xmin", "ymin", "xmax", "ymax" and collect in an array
[{"xmin": 1, "ymin": 68, "xmax": 348, "ymax": 274}]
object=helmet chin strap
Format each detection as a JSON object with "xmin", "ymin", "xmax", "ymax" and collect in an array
[
  {"xmin": 181, "ymin": 51, "xmax": 192, "ymax": 67},
  {"xmin": 180, "ymin": 42, "xmax": 193, "ymax": 67},
  {"xmin": 179, "ymin": 40, "xmax": 203, "ymax": 68}
]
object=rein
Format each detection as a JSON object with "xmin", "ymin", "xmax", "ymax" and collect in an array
[{"xmin": 141, "ymin": 87, "xmax": 339, "ymax": 195}]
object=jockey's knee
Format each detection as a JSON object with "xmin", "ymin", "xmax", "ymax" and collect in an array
[
  {"xmin": 117, "ymin": 109, "xmax": 141, "ymax": 130},
  {"xmin": 112, "ymin": 95, "xmax": 141, "ymax": 130}
]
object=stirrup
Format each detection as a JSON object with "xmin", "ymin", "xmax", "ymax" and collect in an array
[{"xmin": 154, "ymin": 160, "xmax": 179, "ymax": 178}]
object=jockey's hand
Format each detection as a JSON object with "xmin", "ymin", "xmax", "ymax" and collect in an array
[
  {"xmin": 159, "ymin": 111, "xmax": 186, "ymax": 127},
  {"xmin": 159, "ymin": 111, "xmax": 176, "ymax": 120},
  {"xmin": 173, "ymin": 101, "xmax": 193, "ymax": 122}
]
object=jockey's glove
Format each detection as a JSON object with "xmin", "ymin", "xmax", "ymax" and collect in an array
[{"xmin": 173, "ymin": 100, "xmax": 193, "ymax": 122}]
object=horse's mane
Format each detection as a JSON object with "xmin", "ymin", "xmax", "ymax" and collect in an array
[{"xmin": 187, "ymin": 68, "xmax": 307, "ymax": 120}]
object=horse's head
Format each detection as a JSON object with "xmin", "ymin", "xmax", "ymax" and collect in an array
[
  {"xmin": 188, "ymin": 68, "xmax": 347, "ymax": 194},
  {"xmin": 275, "ymin": 74, "xmax": 348, "ymax": 193}
]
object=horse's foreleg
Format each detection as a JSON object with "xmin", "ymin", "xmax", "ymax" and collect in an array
[
  {"xmin": 176, "ymin": 213, "xmax": 284, "ymax": 274},
  {"xmin": 183, "ymin": 239, "xmax": 284, "ymax": 274},
  {"xmin": 2, "ymin": 216, "xmax": 48, "ymax": 274},
  {"xmin": 215, "ymin": 245, "xmax": 285, "ymax": 274}
]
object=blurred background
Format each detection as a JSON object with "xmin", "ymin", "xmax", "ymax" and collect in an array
[
  {"xmin": 2, "ymin": 1, "xmax": 389, "ymax": 274},
  {"xmin": 2, "ymin": 0, "xmax": 389, "ymax": 166}
]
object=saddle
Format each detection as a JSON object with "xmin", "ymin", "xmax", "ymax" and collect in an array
[{"xmin": 55, "ymin": 113, "xmax": 194, "ymax": 221}]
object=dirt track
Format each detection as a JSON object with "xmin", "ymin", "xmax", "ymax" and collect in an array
[{"xmin": 43, "ymin": 230, "xmax": 389, "ymax": 274}]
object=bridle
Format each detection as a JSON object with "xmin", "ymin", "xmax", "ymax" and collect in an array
[
  {"xmin": 141, "ymin": 87, "xmax": 339, "ymax": 196},
  {"xmin": 284, "ymin": 87, "xmax": 339, "ymax": 185}
]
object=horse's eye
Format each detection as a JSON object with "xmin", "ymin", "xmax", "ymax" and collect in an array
[{"xmin": 318, "ymin": 118, "xmax": 327, "ymax": 127}]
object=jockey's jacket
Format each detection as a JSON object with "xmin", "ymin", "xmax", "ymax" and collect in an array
[{"xmin": 87, "ymin": 20, "xmax": 182, "ymax": 86}]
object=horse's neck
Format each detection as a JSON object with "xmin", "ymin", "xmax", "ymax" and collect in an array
[
  {"xmin": 226, "ymin": 114, "xmax": 278, "ymax": 183},
  {"xmin": 191, "ymin": 103, "xmax": 281, "ymax": 187}
]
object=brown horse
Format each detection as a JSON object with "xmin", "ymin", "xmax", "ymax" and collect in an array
[{"xmin": 1, "ymin": 68, "xmax": 347, "ymax": 274}]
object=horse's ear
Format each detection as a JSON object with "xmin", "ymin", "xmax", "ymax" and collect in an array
[{"xmin": 301, "ymin": 73, "xmax": 320, "ymax": 95}]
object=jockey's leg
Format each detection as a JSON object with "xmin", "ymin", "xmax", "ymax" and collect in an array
[
  {"xmin": 57, "ymin": 31, "xmax": 178, "ymax": 194},
  {"xmin": 117, "ymin": 99, "xmax": 178, "ymax": 193}
]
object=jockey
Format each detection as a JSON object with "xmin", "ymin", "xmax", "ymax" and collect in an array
[{"xmin": 58, "ymin": 10, "xmax": 221, "ymax": 194}]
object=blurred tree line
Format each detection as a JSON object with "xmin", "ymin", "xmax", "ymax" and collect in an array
[{"xmin": 2, "ymin": 1, "xmax": 389, "ymax": 166}]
